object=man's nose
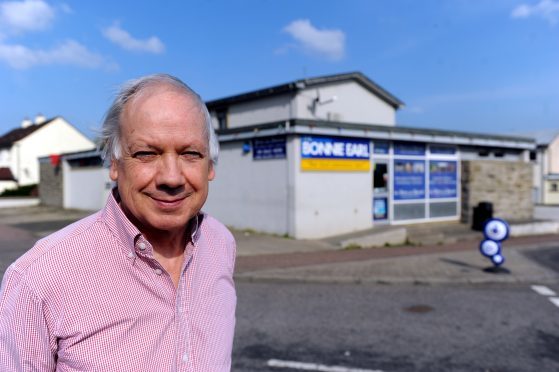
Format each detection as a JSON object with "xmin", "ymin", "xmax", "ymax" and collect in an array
[{"xmin": 157, "ymin": 154, "xmax": 185, "ymax": 188}]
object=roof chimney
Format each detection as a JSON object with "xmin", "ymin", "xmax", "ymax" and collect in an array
[
  {"xmin": 21, "ymin": 118, "xmax": 33, "ymax": 128},
  {"xmin": 34, "ymin": 114, "xmax": 46, "ymax": 124}
]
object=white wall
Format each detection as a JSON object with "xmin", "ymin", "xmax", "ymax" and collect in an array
[
  {"xmin": 295, "ymin": 81, "xmax": 396, "ymax": 125},
  {"xmin": 292, "ymin": 136, "xmax": 373, "ymax": 239},
  {"xmin": 0, "ymin": 180, "xmax": 17, "ymax": 194},
  {"xmin": 548, "ymin": 135, "xmax": 559, "ymax": 174},
  {"xmin": 64, "ymin": 163, "xmax": 111, "ymax": 210},
  {"xmin": 0, "ymin": 149, "xmax": 10, "ymax": 167},
  {"xmin": 12, "ymin": 118, "xmax": 95, "ymax": 186},
  {"xmin": 204, "ymin": 141, "xmax": 289, "ymax": 235},
  {"xmin": 227, "ymin": 94, "xmax": 293, "ymax": 128}
]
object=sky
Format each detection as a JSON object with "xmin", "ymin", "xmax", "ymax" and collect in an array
[{"xmin": 0, "ymin": 0, "xmax": 557, "ymax": 140}]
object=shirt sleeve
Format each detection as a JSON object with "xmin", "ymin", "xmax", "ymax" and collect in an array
[{"xmin": 0, "ymin": 267, "xmax": 57, "ymax": 371}]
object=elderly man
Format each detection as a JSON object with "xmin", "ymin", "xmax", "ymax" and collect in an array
[{"xmin": 0, "ymin": 74, "xmax": 236, "ymax": 371}]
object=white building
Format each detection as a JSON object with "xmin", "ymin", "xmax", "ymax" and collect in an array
[
  {"xmin": 203, "ymin": 72, "xmax": 535, "ymax": 239},
  {"xmin": 0, "ymin": 115, "xmax": 95, "ymax": 193},
  {"xmin": 530, "ymin": 130, "xmax": 559, "ymax": 205}
]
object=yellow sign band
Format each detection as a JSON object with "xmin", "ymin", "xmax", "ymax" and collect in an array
[{"xmin": 301, "ymin": 158, "xmax": 370, "ymax": 172}]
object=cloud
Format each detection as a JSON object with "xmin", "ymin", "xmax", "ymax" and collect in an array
[
  {"xmin": 511, "ymin": 0, "xmax": 559, "ymax": 24},
  {"xmin": 103, "ymin": 23, "xmax": 165, "ymax": 54},
  {"xmin": 0, "ymin": 39, "xmax": 115, "ymax": 69},
  {"xmin": 0, "ymin": 0, "xmax": 55, "ymax": 34},
  {"xmin": 282, "ymin": 19, "xmax": 345, "ymax": 61}
]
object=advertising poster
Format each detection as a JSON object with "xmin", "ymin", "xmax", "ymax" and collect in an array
[
  {"xmin": 253, "ymin": 136, "xmax": 286, "ymax": 160},
  {"xmin": 393, "ymin": 159, "xmax": 425, "ymax": 200},
  {"xmin": 373, "ymin": 197, "xmax": 388, "ymax": 220},
  {"xmin": 300, "ymin": 136, "xmax": 370, "ymax": 171},
  {"xmin": 429, "ymin": 160, "xmax": 457, "ymax": 198}
]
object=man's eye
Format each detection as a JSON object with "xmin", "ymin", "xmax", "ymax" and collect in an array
[
  {"xmin": 182, "ymin": 151, "xmax": 202, "ymax": 159},
  {"xmin": 133, "ymin": 152, "xmax": 157, "ymax": 160}
]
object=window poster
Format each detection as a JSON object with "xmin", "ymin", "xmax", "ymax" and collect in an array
[
  {"xmin": 393, "ymin": 159, "xmax": 426, "ymax": 200},
  {"xmin": 373, "ymin": 197, "xmax": 388, "ymax": 220},
  {"xmin": 429, "ymin": 160, "xmax": 457, "ymax": 198}
]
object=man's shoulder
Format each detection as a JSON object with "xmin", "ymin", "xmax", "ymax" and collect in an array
[
  {"xmin": 8, "ymin": 211, "xmax": 104, "ymax": 276},
  {"xmin": 199, "ymin": 213, "xmax": 235, "ymax": 244}
]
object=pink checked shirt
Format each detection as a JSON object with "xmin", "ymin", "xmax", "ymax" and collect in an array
[{"xmin": 0, "ymin": 193, "xmax": 236, "ymax": 371}]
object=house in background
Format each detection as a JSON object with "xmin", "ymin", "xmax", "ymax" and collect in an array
[
  {"xmin": 530, "ymin": 130, "xmax": 559, "ymax": 205},
  {"xmin": 0, "ymin": 115, "xmax": 95, "ymax": 193}
]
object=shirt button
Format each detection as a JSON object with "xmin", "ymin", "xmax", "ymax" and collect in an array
[
  {"xmin": 127, "ymin": 252, "xmax": 135, "ymax": 259},
  {"xmin": 154, "ymin": 268, "xmax": 163, "ymax": 275},
  {"xmin": 138, "ymin": 242, "xmax": 147, "ymax": 250},
  {"xmin": 182, "ymin": 353, "xmax": 188, "ymax": 363}
]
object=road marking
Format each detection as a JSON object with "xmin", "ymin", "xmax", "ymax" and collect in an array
[
  {"xmin": 549, "ymin": 298, "xmax": 559, "ymax": 308},
  {"xmin": 531, "ymin": 285, "xmax": 556, "ymax": 297},
  {"xmin": 267, "ymin": 359, "xmax": 384, "ymax": 372}
]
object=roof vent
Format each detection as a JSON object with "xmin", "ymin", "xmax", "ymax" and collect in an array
[
  {"xmin": 34, "ymin": 114, "xmax": 46, "ymax": 124},
  {"xmin": 21, "ymin": 118, "xmax": 33, "ymax": 128}
]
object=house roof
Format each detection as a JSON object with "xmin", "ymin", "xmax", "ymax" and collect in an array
[
  {"xmin": 0, "ymin": 117, "xmax": 57, "ymax": 149},
  {"xmin": 521, "ymin": 129, "xmax": 559, "ymax": 146},
  {"xmin": 0, "ymin": 167, "xmax": 16, "ymax": 181},
  {"xmin": 206, "ymin": 71, "xmax": 405, "ymax": 110}
]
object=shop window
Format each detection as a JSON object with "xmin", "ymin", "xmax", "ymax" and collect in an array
[
  {"xmin": 430, "ymin": 202, "xmax": 457, "ymax": 218},
  {"xmin": 373, "ymin": 163, "xmax": 388, "ymax": 193},
  {"xmin": 394, "ymin": 203, "xmax": 425, "ymax": 220}
]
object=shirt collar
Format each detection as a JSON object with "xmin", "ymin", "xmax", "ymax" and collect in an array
[{"xmin": 101, "ymin": 189, "xmax": 203, "ymax": 257}]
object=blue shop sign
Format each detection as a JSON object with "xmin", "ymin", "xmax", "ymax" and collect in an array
[
  {"xmin": 394, "ymin": 159, "xmax": 426, "ymax": 200},
  {"xmin": 253, "ymin": 136, "xmax": 286, "ymax": 160},
  {"xmin": 394, "ymin": 141, "xmax": 426, "ymax": 156},
  {"xmin": 301, "ymin": 136, "xmax": 370, "ymax": 159}
]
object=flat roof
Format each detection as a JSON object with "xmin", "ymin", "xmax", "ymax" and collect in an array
[{"xmin": 217, "ymin": 119, "xmax": 535, "ymax": 150}]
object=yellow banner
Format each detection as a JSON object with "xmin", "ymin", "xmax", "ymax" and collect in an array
[{"xmin": 301, "ymin": 158, "xmax": 370, "ymax": 172}]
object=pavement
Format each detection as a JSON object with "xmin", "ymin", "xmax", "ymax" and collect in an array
[{"xmin": 1, "ymin": 205, "xmax": 558, "ymax": 286}]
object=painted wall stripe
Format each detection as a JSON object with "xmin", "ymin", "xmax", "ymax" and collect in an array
[
  {"xmin": 549, "ymin": 298, "xmax": 559, "ymax": 308},
  {"xmin": 267, "ymin": 359, "xmax": 384, "ymax": 372},
  {"xmin": 531, "ymin": 285, "xmax": 557, "ymax": 297}
]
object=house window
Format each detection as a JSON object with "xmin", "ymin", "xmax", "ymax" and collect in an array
[
  {"xmin": 529, "ymin": 151, "xmax": 536, "ymax": 161},
  {"xmin": 551, "ymin": 183, "xmax": 558, "ymax": 193},
  {"xmin": 216, "ymin": 109, "xmax": 228, "ymax": 130}
]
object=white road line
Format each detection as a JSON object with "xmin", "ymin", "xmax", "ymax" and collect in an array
[
  {"xmin": 549, "ymin": 298, "xmax": 559, "ymax": 308},
  {"xmin": 267, "ymin": 359, "xmax": 384, "ymax": 372},
  {"xmin": 531, "ymin": 285, "xmax": 557, "ymax": 297}
]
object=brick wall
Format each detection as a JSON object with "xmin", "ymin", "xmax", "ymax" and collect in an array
[
  {"xmin": 39, "ymin": 161, "xmax": 63, "ymax": 207},
  {"xmin": 461, "ymin": 160, "xmax": 533, "ymax": 223}
]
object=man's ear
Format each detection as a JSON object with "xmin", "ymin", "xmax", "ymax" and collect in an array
[
  {"xmin": 109, "ymin": 159, "xmax": 118, "ymax": 181},
  {"xmin": 208, "ymin": 162, "xmax": 215, "ymax": 181}
]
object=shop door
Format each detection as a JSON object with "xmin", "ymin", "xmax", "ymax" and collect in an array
[{"xmin": 373, "ymin": 161, "xmax": 389, "ymax": 222}]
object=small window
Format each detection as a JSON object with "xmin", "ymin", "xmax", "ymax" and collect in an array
[
  {"xmin": 478, "ymin": 149, "xmax": 489, "ymax": 157},
  {"xmin": 529, "ymin": 151, "xmax": 536, "ymax": 161},
  {"xmin": 551, "ymin": 183, "xmax": 559, "ymax": 193},
  {"xmin": 494, "ymin": 150, "xmax": 504, "ymax": 158},
  {"xmin": 216, "ymin": 109, "xmax": 228, "ymax": 130}
]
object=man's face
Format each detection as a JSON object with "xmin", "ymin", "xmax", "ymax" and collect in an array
[{"xmin": 109, "ymin": 86, "xmax": 215, "ymax": 238}]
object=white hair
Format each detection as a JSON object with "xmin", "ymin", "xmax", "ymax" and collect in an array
[{"xmin": 98, "ymin": 73, "xmax": 219, "ymax": 165}]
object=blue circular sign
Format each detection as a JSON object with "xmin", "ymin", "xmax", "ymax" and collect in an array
[
  {"xmin": 483, "ymin": 218, "xmax": 510, "ymax": 242},
  {"xmin": 480, "ymin": 239, "xmax": 501, "ymax": 258}
]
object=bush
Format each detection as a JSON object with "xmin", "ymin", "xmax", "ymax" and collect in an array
[{"xmin": 0, "ymin": 184, "xmax": 38, "ymax": 197}]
